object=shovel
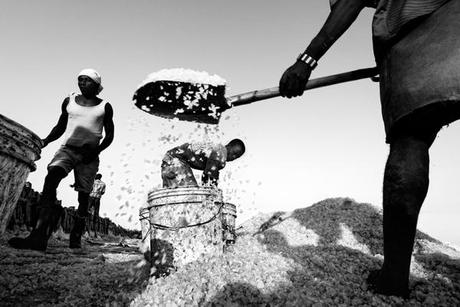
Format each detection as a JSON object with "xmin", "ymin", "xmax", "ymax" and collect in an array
[{"xmin": 133, "ymin": 67, "xmax": 378, "ymax": 124}]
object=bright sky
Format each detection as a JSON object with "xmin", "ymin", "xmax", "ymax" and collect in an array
[{"xmin": 1, "ymin": 0, "xmax": 459, "ymax": 246}]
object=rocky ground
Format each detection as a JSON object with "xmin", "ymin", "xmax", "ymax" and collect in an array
[{"xmin": 1, "ymin": 198, "xmax": 459, "ymax": 306}]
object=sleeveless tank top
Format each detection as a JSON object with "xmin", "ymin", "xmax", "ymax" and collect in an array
[{"xmin": 62, "ymin": 93, "xmax": 107, "ymax": 148}]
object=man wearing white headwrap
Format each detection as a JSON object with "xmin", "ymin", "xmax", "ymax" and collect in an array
[
  {"xmin": 9, "ymin": 68, "xmax": 115, "ymax": 251},
  {"xmin": 78, "ymin": 68, "xmax": 104, "ymax": 94}
]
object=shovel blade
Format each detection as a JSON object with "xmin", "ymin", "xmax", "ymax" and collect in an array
[{"xmin": 133, "ymin": 80, "xmax": 229, "ymax": 124}]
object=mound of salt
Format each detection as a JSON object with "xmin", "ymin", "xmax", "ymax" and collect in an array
[{"xmin": 132, "ymin": 197, "xmax": 460, "ymax": 306}]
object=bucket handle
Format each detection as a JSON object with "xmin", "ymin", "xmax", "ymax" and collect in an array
[
  {"xmin": 139, "ymin": 211, "xmax": 152, "ymax": 242},
  {"xmin": 142, "ymin": 227, "xmax": 152, "ymax": 243},
  {"xmin": 148, "ymin": 201, "xmax": 225, "ymax": 232}
]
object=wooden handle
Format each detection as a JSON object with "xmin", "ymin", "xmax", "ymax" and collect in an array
[{"xmin": 226, "ymin": 67, "xmax": 379, "ymax": 108}]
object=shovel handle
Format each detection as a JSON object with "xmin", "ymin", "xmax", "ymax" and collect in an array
[{"xmin": 226, "ymin": 67, "xmax": 379, "ymax": 108}]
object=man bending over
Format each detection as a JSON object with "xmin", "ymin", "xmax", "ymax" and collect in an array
[{"xmin": 161, "ymin": 139, "xmax": 245, "ymax": 188}]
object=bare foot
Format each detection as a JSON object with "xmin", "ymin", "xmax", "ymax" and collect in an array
[{"xmin": 367, "ymin": 269, "xmax": 409, "ymax": 299}]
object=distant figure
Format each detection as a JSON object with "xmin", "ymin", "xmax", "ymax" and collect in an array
[
  {"xmin": 19, "ymin": 182, "xmax": 36, "ymax": 230},
  {"xmin": 19, "ymin": 182, "xmax": 33, "ymax": 228},
  {"xmin": 9, "ymin": 68, "xmax": 114, "ymax": 251},
  {"xmin": 23, "ymin": 181, "xmax": 33, "ymax": 193},
  {"xmin": 88, "ymin": 173, "xmax": 106, "ymax": 238},
  {"xmin": 161, "ymin": 139, "xmax": 245, "ymax": 188}
]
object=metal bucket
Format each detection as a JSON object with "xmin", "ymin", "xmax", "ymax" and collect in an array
[
  {"xmin": 147, "ymin": 187, "xmax": 224, "ymax": 275},
  {"xmin": 222, "ymin": 202, "xmax": 237, "ymax": 244},
  {"xmin": 0, "ymin": 115, "xmax": 42, "ymax": 234}
]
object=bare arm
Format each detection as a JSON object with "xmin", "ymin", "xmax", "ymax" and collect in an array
[
  {"xmin": 42, "ymin": 98, "xmax": 69, "ymax": 147},
  {"xmin": 81, "ymin": 103, "xmax": 114, "ymax": 164},
  {"xmin": 97, "ymin": 103, "xmax": 114, "ymax": 153},
  {"xmin": 201, "ymin": 160, "xmax": 220, "ymax": 187},
  {"xmin": 305, "ymin": 0, "xmax": 368, "ymax": 60},
  {"xmin": 202, "ymin": 150, "xmax": 225, "ymax": 187},
  {"xmin": 279, "ymin": 0, "xmax": 368, "ymax": 98}
]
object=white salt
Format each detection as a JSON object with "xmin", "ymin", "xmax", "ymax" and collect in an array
[{"xmin": 136, "ymin": 68, "xmax": 227, "ymax": 89}]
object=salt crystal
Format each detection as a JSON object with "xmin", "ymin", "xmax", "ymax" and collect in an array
[{"xmin": 136, "ymin": 68, "xmax": 226, "ymax": 90}]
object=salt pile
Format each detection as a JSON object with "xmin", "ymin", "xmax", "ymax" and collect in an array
[
  {"xmin": 136, "ymin": 68, "xmax": 226, "ymax": 89},
  {"xmin": 132, "ymin": 198, "xmax": 460, "ymax": 306}
]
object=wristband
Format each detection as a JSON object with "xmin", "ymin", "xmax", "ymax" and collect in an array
[{"xmin": 297, "ymin": 53, "xmax": 318, "ymax": 69}]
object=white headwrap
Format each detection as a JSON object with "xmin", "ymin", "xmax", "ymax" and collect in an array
[{"xmin": 78, "ymin": 68, "xmax": 103, "ymax": 94}]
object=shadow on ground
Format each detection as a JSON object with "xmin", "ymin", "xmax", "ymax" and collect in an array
[{"xmin": 0, "ymin": 234, "xmax": 150, "ymax": 306}]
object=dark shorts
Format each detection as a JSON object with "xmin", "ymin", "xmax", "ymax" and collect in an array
[
  {"xmin": 48, "ymin": 145, "xmax": 99, "ymax": 193},
  {"xmin": 379, "ymin": 0, "xmax": 460, "ymax": 143}
]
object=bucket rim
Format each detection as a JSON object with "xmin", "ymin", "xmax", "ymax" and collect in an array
[
  {"xmin": 222, "ymin": 202, "xmax": 237, "ymax": 215},
  {"xmin": 0, "ymin": 114, "xmax": 43, "ymax": 147},
  {"xmin": 148, "ymin": 200, "xmax": 225, "ymax": 231},
  {"xmin": 147, "ymin": 186, "xmax": 222, "ymax": 200}
]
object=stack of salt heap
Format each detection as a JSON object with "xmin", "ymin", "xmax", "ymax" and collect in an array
[{"xmin": 132, "ymin": 198, "xmax": 460, "ymax": 306}]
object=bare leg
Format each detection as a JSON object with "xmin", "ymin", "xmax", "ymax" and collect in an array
[
  {"xmin": 368, "ymin": 126, "xmax": 438, "ymax": 297},
  {"xmin": 93, "ymin": 198, "xmax": 100, "ymax": 238}
]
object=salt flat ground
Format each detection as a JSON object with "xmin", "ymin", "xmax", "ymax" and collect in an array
[
  {"xmin": 1, "ymin": 198, "xmax": 459, "ymax": 306},
  {"xmin": 0, "ymin": 235, "xmax": 150, "ymax": 306}
]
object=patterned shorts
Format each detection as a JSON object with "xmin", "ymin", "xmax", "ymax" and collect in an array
[{"xmin": 161, "ymin": 154, "xmax": 198, "ymax": 188}]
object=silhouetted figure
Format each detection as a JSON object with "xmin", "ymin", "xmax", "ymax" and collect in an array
[
  {"xmin": 88, "ymin": 173, "xmax": 106, "ymax": 238},
  {"xmin": 279, "ymin": 0, "xmax": 460, "ymax": 298}
]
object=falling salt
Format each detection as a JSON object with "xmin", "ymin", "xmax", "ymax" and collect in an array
[{"xmin": 176, "ymin": 87, "xmax": 182, "ymax": 98}]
